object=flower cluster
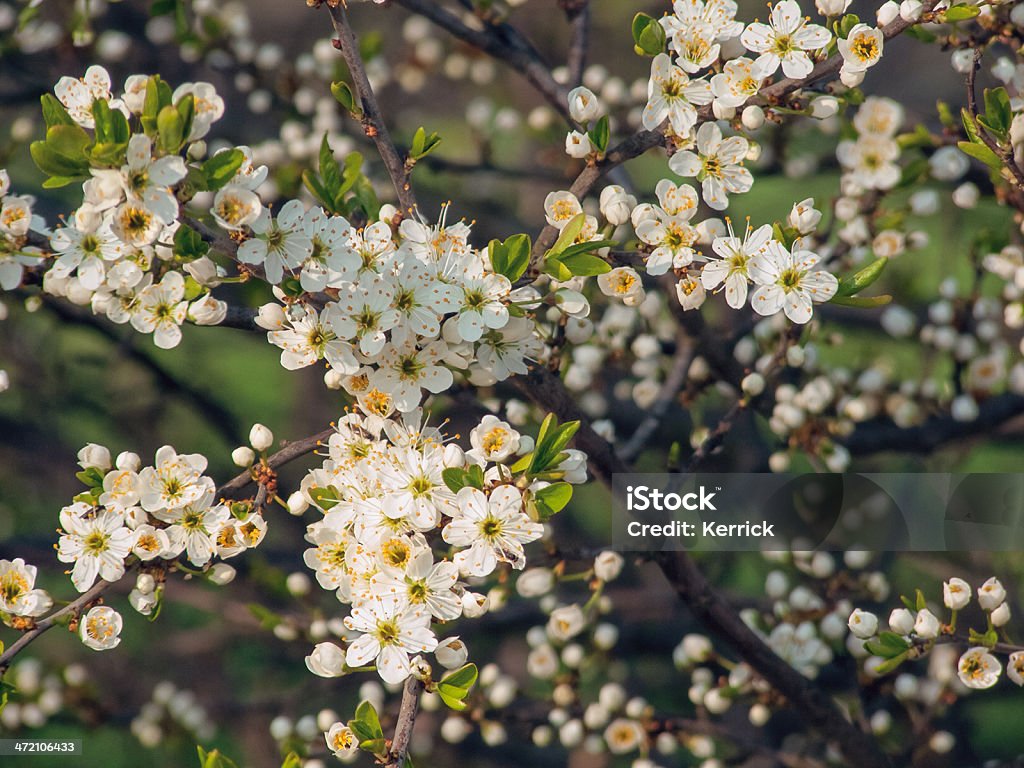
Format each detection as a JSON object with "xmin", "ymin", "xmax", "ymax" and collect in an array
[
  {"xmin": 849, "ymin": 576, "xmax": 1023, "ymax": 691},
  {"xmin": 53, "ymin": 441, "xmax": 266, "ymax": 649},
  {"xmin": 301, "ymin": 406, "xmax": 587, "ymax": 685}
]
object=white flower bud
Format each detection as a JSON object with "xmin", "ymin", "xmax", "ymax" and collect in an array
[
  {"xmin": 913, "ymin": 609, "xmax": 940, "ymax": 639},
  {"xmin": 435, "ymin": 636, "xmax": 469, "ymax": 669},
  {"xmin": 462, "ymin": 591, "xmax": 489, "ymax": 618},
  {"xmin": 978, "ymin": 577, "xmax": 1006, "ymax": 611},
  {"xmin": 888, "ymin": 608, "xmax": 914, "ymax": 635},
  {"xmin": 991, "ymin": 601, "xmax": 1011, "ymax": 628},
  {"xmin": 876, "ymin": 1, "xmax": 899, "ymax": 26},
  {"xmin": 305, "ymin": 642, "xmax": 346, "ymax": 678},
  {"xmin": 231, "ymin": 446, "xmax": 255, "ymax": 467},
  {"xmin": 741, "ymin": 373, "xmax": 765, "ymax": 396},
  {"xmin": 713, "ymin": 101, "xmax": 736, "ymax": 120},
  {"xmin": 249, "ymin": 423, "xmax": 274, "ymax": 452},
  {"xmin": 517, "ymin": 568, "xmax": 555, "ymax": 598},
  {"xmin": 599, "ymin": 184, "xmax": 637, "ymax": 226},
  {"xmin": 286, "ymin": 572, "xmax": 311, "ymax": 596},
  {"xmin": 77, "ymin": 443, "xmax": 111, "ymax": 471},
  {"xmin": 565, "ymin": 130, "xmax": 593, "ymax": 158},
  {"xmin": 848, "ymin": 609, "xmax": 878, "ymax": 639},
  {"xmin": 839, "ymin": 67, "xmax": 865, "ymax": 87},
  {"xmin": 943, "ymin": 578, "xmax": 971, "ymax": 610},
  {"xmin": 810, "ymin": 96, "xmax": 839, "ymax": 119},
  {"xmin": 741, "ymin": 105, "xmax": 765, "ymax": 131},
  {"xmin": 136, "ymin": 573, "xmax": 156, "ymax": 595},
  {"xmin": 929, "ymin": 731, "xmax": 955, "ymax": 754},
  {"xmin": 208, "ymin": 563, "xmax": 236, "ymax": 585},
  {"xmin": 594, "ymin": 551, "xmax": 624, "ymax": 582},
  {"xmin": 816, "ymin": 0, "xmax": 852, "ymax": 15},
  {"xmin": 568, "ymin": 86, "xmax": 602, "ymax": 123},
  {"xmin": 287, "ymin": 491, "xmax": 309, "ymax": 516}
]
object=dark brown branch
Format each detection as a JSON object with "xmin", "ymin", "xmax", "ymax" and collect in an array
[
  {"xmin": 966, "ymin": 48, "xmax": 1024, "ymax": 190},
  {"xmin": 392, "ymin": 0, "xmax": 572, "ymax": 123},
  {"xmin": 843, "ymin": 393, "xmax": 1024, "ymax": 456},
  {"xmin": 0, "ymin": 578, "xmax": 118, "ymax": 675},
  {"xmin": 326, "ymin": 2, "xmax": 419, "ymax": 216},
  {"xmin": 562, "ymin": 0, "xmax": 590, "ymax": 88},
  {"xmin": 218, "ymin": 427, "xmax": 335, "ymax": 498}
]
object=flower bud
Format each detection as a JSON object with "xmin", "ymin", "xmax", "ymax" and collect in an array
[
  {"xmin": 816, "ymin": 0, "xmax": 852, "ymax": 15},
  {"xmin": 77, "ymin": 443, "xmax": 111, "ymax": 471},
  {"xmin": 565, "ymin": 130, "xmax": 593, "ymax": 159},
  {"xmin": 599, "ymin": 184, "xmax": 637, "ymax": 226},
  {"xmin": 517, "ymin": 568, "xmax": 555, "ymax": 598},
  {"xmin": 810, "ymin": 96, "xmax": 839, "ymax": 119},
  {"xmin": 848, "ymin": 609, "xmax": 878, "ymax": 639},
  {"xmin": 978, "ymin": 577, "xmax": 1006, "ymax": 611},
  {"xmin": 713, "ymin": 101, "xmax": 736, "ymax": 120},
  {"xmin": 462, "ymin": 591, "xmax": 489, "ymax": 618},
  {"xmin": 593, "ymin": 551, "xmax": 624, "ymax": 582},
  {"xmin": 991, "ymin": 601, "xmax": 1011, "ymax": 628},
  {"xmin": 567, "ymin": 86, "xmax": 603, "ymax": 123},
  {"xmin": 116, "ymin": 451, "xmax": 142, "ymax": 471},
  {"xmin": 943, "ymin": 578, "xmax": 971, "ymax": 610},
  {"xmin": 876, "ymin": 1, "xmax": 899, "ymax": 26},
  {"xmin": 287, "ymin": 491, "xmax": 309, "ymax": 516},
  {"xmin": 249, "ymin": 423, "xmax": 274, "ymax": 452},
  {"xmin": 913, "ymin": 609, "xmax": 940, "ymax": 639},
  {"xmin": 208, "ymin": 563, "xmax": 236, "ymax": 585},
  {"xmin": 742, "ymin": 105, "xmax": 765, "ymax": 131},
  {"xmin": 305, "ymin": 642, "xmax": 346, "ymax": 678},
  {"xmin": 231, "ymin": 446, "xmax": 255, "ymax": 467},
  {"xmin": 136, "ymin": 573, "xmax": 156, "ymax": 595},
  {"xmin": 435, "ymin": 636, "xmax": 469, "ymax": 669}
]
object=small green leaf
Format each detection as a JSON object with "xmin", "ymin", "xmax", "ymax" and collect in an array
[
  {"xmin": 942, "ymin": 5, "xmax": 980, "ymax": 22},
  {"xmin": 331, "ymin": 81, "xmax": 361, "ymax": 117},
  {"xmin": 588, "ymin": 115, "xmax": 610, "ymax": 153},
  {"xmin": 173, "ymin": 223, "xmax": 210, "ymax": 261},
  {"xmin": 533, "ymin": 482, "xmax": 573, "ymax": 520},
  {"xmin": 559, "ymin": 250, "xmax": 612, "ymax": 277},
  {"xmin": 915, "ymin": 589, "xmax": 927, "ymax": 611},
  {"xmin": 543, "ymin": 255, "xmax": 574, "ymax": 282},
  {"xmin": 633, "ymin": 13, "xmax": 666, "ymax": 56},
  {"xmin": 548, "ymin": 213, "xmax": 586, "ymax": 258},
  {"xmin": 873, "ymin": 651, "xmax": 909, "ymax": 675},
  {"xmin": 40, "ymin": 94, "xmax": 74, "ymax": 128},
  {"xmin": 436, "ymin": 663, "xmax": 478, "ymax": 710},
  {"xmin": 489, "ymin": 233, "xmax": 532, "ymax": 282},
  {"xmin": 280, "ymin": 753, "xmax": 302, "ymax": 768},
  {"xmin": 349, "ymin": 700, "xmax": 385, "ymax": 744},
  {"xmin": 982, "ymin": 86, "xmax": 1011, "ymax": 135},
  {"xmin": 835, "ymin": 257, "xmax": 888, "ymax": 297},
  {"xmin": 202, "ymin": 148, "xmax": 245, "ymax": 191},
  {"xmin": 829, "ymin": 294, "xmax": 893, "ymax": 308},
  {"xmin": 836, "ymin": 13, "xmax": 860, "ymax": 38},
  {"xmin": 157, "ymin": 104, "xmax": 185, "ymax": 154},
  {"xmin": 308, "ymin": 485, "xmax": 341, "ymax": 511},
  {"xmin": 957, "ymin": 140, "xmax": 1003, "ymax": 171},
  {"xmin": 442, "ymin": 468, "xmax": 471, "ymax": 493}
]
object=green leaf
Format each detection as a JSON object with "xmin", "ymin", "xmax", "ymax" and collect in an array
[
  {"xmin": 42, "ymin": 175, "xmax": 79, "ymax": 189},
  {"xmin": 442, "ymin": 467, "xmax": 472, "ymax": 493},
  {"xmin": 173, "ymin": 223, "xmax": 210, "ymax": 261},
  {"xmin": 280, "ymin": 753, "xmax": 302, "ymax": 768},
  {"xmin": 75, "ymin": 467, "xmax": 106, "ymax": 488},
  {"xmin": 142, "ymin": 76, "xmax": 173, "ymax": 136},
  {"xmin": 436, "ymin": 663, "xmax": 478, "ymax": 710},
  {"xmin": 489, "ymin": 233, "xmax": 532, "ymax": 282},
  {"xmin": 961, "ymin": 108, "xmax": 981, "ymax": 143},
  {"xmin": 331, "ymin": 81, "xmax": 360, "ymax": 116},
  {"xmin": 40, "ymin": 94, "xmax": 74, "ymax": 128},
  {"xmin": 836, "ymin": 13, "xmax": 860, "ymax": 38},
  {"xmin": 559, "ymin": 250, "xmax": 612, "ymax": 277},
  {"xmin": 957, "ymin": 140, "xmax": 1003, "ymax": 171},
  {"xmin": 409, "ymin": 126, "xmax": 442, "ymax": 160},
  {"xmin": 510, "ymin": 453, "xmax": 532, "ymax": 474},
  {"xmin": 30, "ymin": 141, "xmax": 88, "ymax": 179},
  {"xmin": 247, "ymin": 603, "xmax": 282, "ymax": 630},
  {"xmin": 542, "ymin": 255, "xmax": 574, "ymax": 282},
  {"xmin": 529, "ymin": 416, "xmax": 580, "ymax": 475},
  {"xmin": 359, "ymin": 738, "xmax": 388, "ymax": 755},
  {"xmin": 896, "ymin": 155, "xmax": 929, "ymax": 187},
  {"xmin": 873, "ymin": 651, "xmax": 909, "ymax": 675},
  {"xmin": 942, "ymin": 5, "xmax": 980, "ymax": 22},
  {"xmin": 829, "ymin": 294, "xmax": 893, "ymax": 308},
  {"xmin": 915, "ymin": 589, "xmax": 927, "ymax": 611},
  {"xmin": 319, "ymin": 134, "xmax": 344, "ymax": 204},
  {"xmin": 588, "ymin": 115, "xmax": 610, "ymax": 153},
  {"xmin": 349, "ymin": 700, "xmax": 384, "ymax": 744},
  {"xmin": 548, "ymin": 213, "xmax": 586, "ymax": 258},
  {"xmin": 302, "ymin": 170, "xmax": 334, "ymax": 212},
  {"xmin": 202, "ymin": 149, "xmax": 245, "ymax": 191},
  {"xmin": 308, "ymin": 485, "xmax": 341, "ymax": 511},
  {"xmin": 533, "ymin": 482, "xmax": 573, "ymax": 520},
  {"xmin": 632, "ymin": 13, "xmax": 666, "ymax": 56},
  {"xmin": 982, "ymin": 86, "xmax": 1012, "ymax": 135},
  {"xmin": 0, "ymin": 680, "xmax": 15, "ymax": 716},
  {"xmin": 157, "ymin": 104, "xmax": 185, "ymax": 154},
  {"xmin": 176, "ymin": 93, "xmax": 196, "ymax": 146},
  {"xmin": 835, "ymin": 257, "xmax": 888, "ymax": 297}
]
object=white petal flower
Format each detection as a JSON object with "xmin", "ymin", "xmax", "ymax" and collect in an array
[
  {"xmin": 80, "ymin": 606, "xmax": 123, "ymax": 651},
  {"xmin": 957, "ymin": 647, "xmax": 1001, "ymax": 690}
]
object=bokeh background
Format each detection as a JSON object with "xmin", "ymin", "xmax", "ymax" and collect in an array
[{"xmin": 1, "ymin": 1, "xmax": 1023, "ymax": 766}]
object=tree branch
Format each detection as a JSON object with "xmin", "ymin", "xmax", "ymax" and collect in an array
[
  {"xmin": 384, "ymin": 677, "xmax": 424, "ymax": 768},
  {"xmin": 0, "ymin": 576, "xmax": 125, "ymax": 676},
  {"xmin": 392, "ymin": 0, "xmax": 572, "ymax": 123},
  {"xmin": 326, "ymin": 2, "xmax": 419, "ymax": 216},
  {"xmin": 562, "ymin": 0, "xmax": 590, "ymax": 88},
  {"xmin": 218, "ymin": 427, "xmax": 334, "ymax": 498}
]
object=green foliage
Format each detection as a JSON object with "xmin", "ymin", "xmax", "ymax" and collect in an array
[
  {"xmin": 196, "ymin": 747, "xmax": 240, "ymax": 768},
  {"xmin": 302, "ymin": 135, "xmax": 380, "ymax": 221},
  {"xmin": 442, "ymin": 465, "xmax": 484, "ymax": 493},
  {"xmin": 632, "ymin": 13, "xmax": 665, "ymax": 56},
  {"xmin": 330, "ymin": 80, "xmax": 361, "ymax": 118},
  {"xmin": 588, "ymin": 116, "xmax": 610, "ymax": 154},
  {"xmin": 834, "ymin": 257, "xmax": 888, "ymax": 298},
  {"xmin": 308, "ymin": 485, "xmax": 342, "ymax": 511},
  {"xmin": 348, "ymin": 700, "xmax": 386, "ymax": 756},
  {"xmin": 489, "ymin": 233, "xmax": 532, "ymax": 282},
  {"xmin": 531, "ymin": 482, "xmax": 573, "ymax": 521},
  {"xmin": 514, "ymin": 413, "xmax": 580, "ymax": 479},
  {"xmin": 173, "ymin": 224, "xmax": 210, "ymax": 262},
  {"xmin": 409, "ymin": 126, "xmax": 442, "ymax": 161},
  {"xmin": 201, "ymin": 149, "xmax": 245, "ymax": 191},
  {"xmin": 543, "ymin": 214, "xmax": 614, "ymax": 279},
  {"xmin": 941, "ymin": 4, "xmax": 980, "ymax": 22},
  {"xmin": 436, "ymin": 663, "xmax": 478, "ymax": 711}
]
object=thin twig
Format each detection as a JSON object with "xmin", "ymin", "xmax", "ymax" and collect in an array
[
  {"xmin": 384, "ymin": 677, "xmax": 424, "ymax": 768},
  {"xmin": 219, "ymin": 427, "xmax": 335, "ymax": 498},
  {"xmin": 618, "ymin": 332, "xmax": 693, "ymax": 462},
  {"xmin": 563, "ymin": 0, "xmax": 590, "ymax": 88},
  {"xmin": 326, "ymin": 2, "xmax": 419, "ymax": 216},
  {"xmin": 966, "ymin": 47, "xmax": 1024, "ymax": 189},
  {"xmin": 0, "ymin": 577, "xmax": 122, "ymax": 675},
  {"xmin": 392, "ymin": 0, "xmax": 572, "ymax": 123}
]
